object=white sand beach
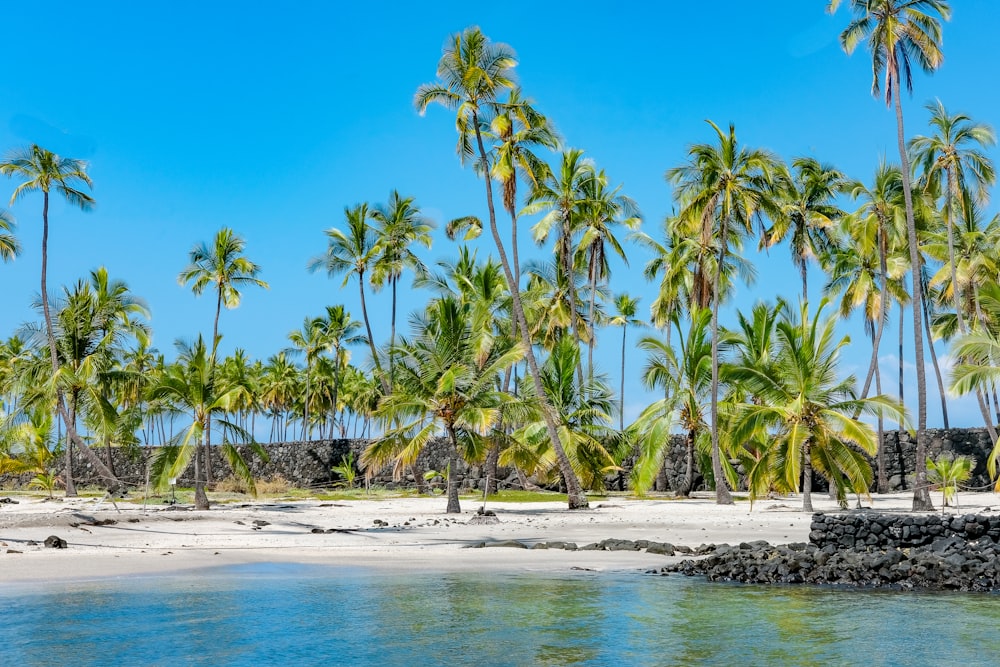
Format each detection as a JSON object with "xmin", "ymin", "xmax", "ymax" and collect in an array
[{"xmin": 2, "ymin": 491, "xmax": 998, "ymax": 583}]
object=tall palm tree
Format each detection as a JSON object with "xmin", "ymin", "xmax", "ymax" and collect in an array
[
  {"xmin": 0, "ymin": 144, "xmax": 119, "ymax": 487},
  {"xmin": 310, "ymin": 203, "xmax": 388, "ymax": 393},
  {"xmin": 179, "ymin": 227, "xmax": 268, "ymax": 482},
  {"xmin": 576, "ymin": 169, "xmax": 641, "ymax": 378},
  {"xmin": 666, "ymin": 121, "xmax": 778, "ymax": 505},
  {"xmin": 364, "ymin": 297, "xmax": 521, "ymax": 513},
  {"xmin": 762, "ymin": 157, "xmax": 847, "ymax": 303},
  {"xmin": 830, "ymin": 0, "xmax": 951, "ymax": 511},
  {"xmin": 370, "ymin": 191, "xmax": 434, "ymax": 389},
  {"xmin": 608, "ymin": 293, "xmax": 644, "ymax": 431},
  {"xmin": 527, "ymin": 148, "xmax": 594, "ymax": 389},
  {"xmin": 0, "ymin": 210, "xmax": 19, "ymax": 262},
  {"xmin": 415, "ymin": 26, "xmax": 587, "ymax": 508},
  {"xmin": 909, "ymin": 100, "xmax": 996, "ymax": 333}
]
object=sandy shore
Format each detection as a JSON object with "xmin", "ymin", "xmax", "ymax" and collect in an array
[{"xmin": 2, "ymin": 491, "xmax": 998, "ymax": 583}]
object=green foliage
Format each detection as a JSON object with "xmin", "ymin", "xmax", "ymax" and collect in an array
[
  {"xmin": 332, "ymin": 452, "xmax": 358, "ymax": 489},
  {"xmin": 926, "ymin": 453, "xmax": 974, "ymax": 507}
]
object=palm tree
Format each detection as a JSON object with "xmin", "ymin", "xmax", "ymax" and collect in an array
[
  {"xmin": 0, "ymin": 210, "xmax": 19, "ymax": 262},
  {"xmin": 666, "ymin": 121, "xmax": 779, "ymax": 505},
  {"xmin": 576, "ymin": 168, "xmax": 641, "ymax": 378},
  {"xmin": 762, "ymin": 157, "xmax": 847, "ymax": 303},
  {"xmin": 287, "ymin": 316, "xmax": 331, "ymax": 439},
  {"xmin": 729, "ymin": 300, "xmax": 905, "ymax": 511},
  {"xmin": 910, "ymin": 100, "xmax": 996, "ymax": 334},
  {"xmin": 415, "ymin": 26, "xmax": 587, "ymax": 508},
  {"xmin": 830, "ymin": 0, "xmax": 951, "ymax": 511},
  {"xmin": 527, "ymin": 148, "xmax": 594, "ymax": 389},
  {"xmin": 320, "ymin": 305, "xmax": 366, "ymax": 437},
  {"xmin": 0, "ymin": 144, "xmax": 119, "ymax": 488},
  {"xmin": 150, "ymin": 337, "xmax": 267, "ymax": 509},
  {"xmin": 310, "ymin": 203, "xmax": 388, "ymax": 393},
  {"xmin": 370, "ymin": 191, "xmax": 434, "ymax": 389},
  {"xmin": 486, "ymin": 88, "xmax": 559, "ymax": 282},
  {"xmin": 608, "ymin": 293, "xmax": 643, "ymax": 431},
  {"xmin": 179, "ymin": 227, "xmax": 269, "ymax": 363},
  {"xmin": 179, "ymin": 227, "xmax": 268, "ymax": 483},
  {"xmin": 364, "ymin": 296, "xmax": 521, "ymax": 513}
]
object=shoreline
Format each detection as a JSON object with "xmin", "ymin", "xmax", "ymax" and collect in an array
[{"xmin": 3, "ymin": 491, "xmax": 998, "ymax": 585}]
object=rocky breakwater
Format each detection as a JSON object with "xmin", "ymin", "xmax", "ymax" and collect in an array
[{"xmin": 658, "ymin": 512, "xmax": 1000, "ymax": 592}]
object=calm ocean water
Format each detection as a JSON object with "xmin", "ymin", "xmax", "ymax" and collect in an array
[{"xmin": 1, "ymin": 564, "xmax": 996, "ymax": 666}]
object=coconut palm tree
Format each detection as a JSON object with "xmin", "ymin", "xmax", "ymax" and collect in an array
[
  {"xmin": 829, "ymin": 0, "xmax": 951, "ymax": 511},
  {"xmin": 320, "ymin": 305, "xmax": 366, "ymax": 437},
  {"xmin": 370, "ymin": 191, "xmax": 434, "ymax": 389},
  {"xmin": 179, "ymin": 227, "xmax": 268, "ymax": 483},
  {"xmin": 287, "ymin": 316, "xmax": 331, "ymax": 439},
  {"xmin": 910, "ymin": 100, "xmax": 996, "ymax": 333},
  {"xmin": 364, "ymin": 296, "xmax": 522, "ymax": 513},
  {"xmin": 728, "ymin": 299, "xmax": 905, "ymax": 511},
  {"xmin": 576, "ymin": 168, "xmax": 641, "ymax": 379},
  {"xmin": 0, "ymin": 144, "xmax": 118, "ymax": 487},
  {"xmin": 608, "ymin": 293, "xmax": 644, "ymax": 431},
  {"xmin": 150, "ymin": 337, "xmax": 267, "ymax": 509},
  {"xmin": 486, "ymin": 88, "xmax": 559, "ymax": 281},
  {"xmin": 762, "ymin": 157, "xmax": 847, "ymax": 304},
  {"xmin": 310, "ymin": 203, "xmax": 388, "ymax": 393},
  {"xmin": 505, "ymin": 336, "xmax": 619, "ymax": 492},
  {"xmin": 415, "ymin": 26, "xmax": 587, "ymax": 508},
  {"xmin": 666, "ymin": 121, "xmax": 779, "ymax": 505},
  {"xmin": 0, "ymin": 210, "xmax": 19, "ymax": 262}
]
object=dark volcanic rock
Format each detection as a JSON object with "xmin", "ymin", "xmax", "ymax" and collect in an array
[{"xmin": 44, "ymin": 535, "xmax": 68, "ymax": 549}]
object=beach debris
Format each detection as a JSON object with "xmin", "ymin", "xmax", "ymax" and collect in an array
[
  {"xmin": 467, "ymin": 514, "xmax": 500, "ymax": 525},
  {"xmin": 6, "ymin": 549, "xmax": 21, "ymax": 554},
  {"xmin": 252, "ymin": 520, "xmax": 270, "ymax": 528},
  {"xmin": 44, "ymin": 535, "xmax": 68, "ymax": 549},
  {"xmin": 373, "ymin": 519, "xmax": 388, "ymax": 527},
  {"xmin": 0, "ymin": 497, "xmax": 18, "ymax": 504}
]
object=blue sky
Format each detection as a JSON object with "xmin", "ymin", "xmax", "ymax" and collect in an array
[{"xmin": 2, "ymin": 1, "xmax": 998, "ymax": 428}]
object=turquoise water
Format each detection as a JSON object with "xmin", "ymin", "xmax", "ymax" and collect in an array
[{"xmin": 1, "ymin": 564, "xmax": 997, "ymax": 666}]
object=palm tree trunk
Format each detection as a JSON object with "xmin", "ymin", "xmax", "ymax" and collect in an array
[
  {"xmin": 921, "ymin": 283, "xmax": 949, "ymax": 428},
  {"xmin": 471, "ymin": 115, "xmax": 587, "ymax": 509},
  {"xmin": 619, "ymin": 321, "xmax": 627, "ymax": 431},
  {"xmin": 893, "ymin": 75, "xmax": 932, "ymax": 511},
  {"xmin": 64, "ymin": 398, "xmax": 77, "ymax": 497},
  {"xmin": 389, "ymin": 275, "xmax": 397, "ymax": 392},
  {"xmin": 678, "ymin": 429, "xmax": 696, "ymax": 498},
  {"xmin": 358, "ymin": 271, "xmax": 388, "ymax": 394},
  {"xmin": 945, "ymin": 167, "xmax": 964, "ymax": 332},
  {"xmin": 587, "ymin": 263, "xmax": 598, "ymax": 386},
  {"xmin": 800, "ymin": 258, "xmax": 808, "ymax": 307},
  {"xmin": 194, "ymin": 420, "xmax": 209, "ymax": 509},
  {"xmin": 802, "ymin": 439, "xmax": 813, "ymax": 512},
  {"xmin": 876, "ymin": 360, "xmax": 888, "ymax": 493},
  {"xmin": 38, "ymin": 190, "xmax": 119, "ymax": 491},
  {"xmin": 562, "ymin": 228, "xmax": 586, "ymax": 392},
  {"xmin": 445, "ymin": 424, "xmax": 461, "ymax": 514},
  {"xmin": 898, "ymin": 301, "xmax": 905, "ymax": 431},
  {"xmin": 710, "ymin": 217, "xmax": 734, "ymax": 505}
]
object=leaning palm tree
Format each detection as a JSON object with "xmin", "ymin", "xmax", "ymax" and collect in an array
[
  {"xmin": 364, "ymin": 297, "xmax": 521, "ymax": 513},
  {"xmin": 286, "ymin": 316, "xmax": 330, "ymax": 439},
  {"xmin": 0, "ymin": 210, "xmax": 19, "ymax": 262},
  {"xmin": 320, "ymin": 305, "xmax": 366, "ymax": 437},
  {"xmin": 729, "ymin": 299, "xmax": 905, "ymax": 511},
  {"xmin": 0, "ymin": 144, "xmax": 118, "ymax": 487},
  {"xmin": 415, "ymin": 26, "xmax": 587, "ymax": 508},
  {"xmin": 666, "ymin": 121, "xmax": 779, "ymax": 504},
  {"xmin": 829, "ymin": 0, "xmax": 951, "ymax": 511}
]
